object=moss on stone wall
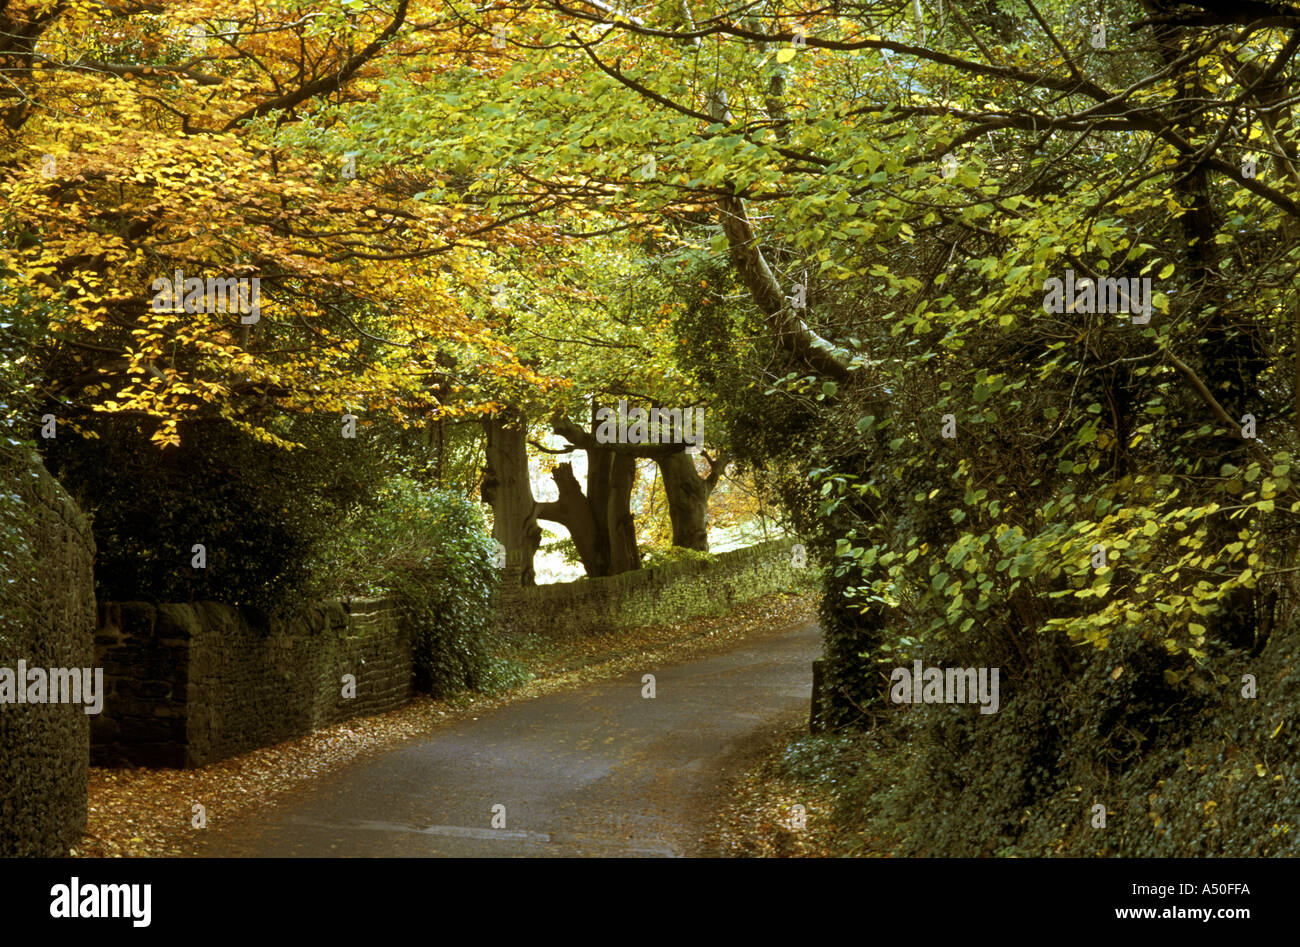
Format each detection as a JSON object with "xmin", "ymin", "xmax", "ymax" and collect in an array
[
  {"xmin": 493, "ymin": 539, "xmax": 813, "ymax": 639},
  {"xmin": 0, "ymin": 452, "xmax": 96, "ymax": 856}
]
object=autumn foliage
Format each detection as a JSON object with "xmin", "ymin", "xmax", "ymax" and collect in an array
[{"xmin": 1, "ymin": 0, "xmax": 556, "ymax": 449}]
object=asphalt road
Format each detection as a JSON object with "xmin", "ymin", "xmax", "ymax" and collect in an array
[{"xmin": 196, "ymin": 619, "xmax": 822, "ymax": 857}]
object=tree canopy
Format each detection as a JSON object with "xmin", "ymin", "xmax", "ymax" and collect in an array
[{"xmin": 6, "ymin": 0, "xmax": 1300, "ymax": 853}]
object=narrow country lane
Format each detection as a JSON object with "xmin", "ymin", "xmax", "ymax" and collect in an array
[{"xmin": 195, "ymin": 620, "xmax": 822, "ymax": 857}]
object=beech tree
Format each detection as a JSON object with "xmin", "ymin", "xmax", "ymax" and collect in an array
[
  {"xmin": 0, "ymin": 1, "xmax": 554, "ymax": 451},
  {"xmin": 463, "ymin": 233, "xmax": 726, "ymax": 583}
]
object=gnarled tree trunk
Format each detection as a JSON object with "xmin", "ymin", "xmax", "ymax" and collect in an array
[
  {"xmin": 482, "ymin": 413, "xmax": 541, "ymax": 586},
  {"xmin": 546, "ymin": 414, "xmax": 659, "ymax": 576},
  {"xmin": 656, "ymin": 451, "xmax": 726, "ymax": 551},
  {"xmin": 607, "ymin": 452, "xmax": 641, "ymax": 571},
  {"xmin": 537, "ymin": 461, "xmax": 608, "ymax": 576}
]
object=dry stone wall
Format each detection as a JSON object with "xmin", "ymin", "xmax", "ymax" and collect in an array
[
  {"xmin": 0, "ymin": 453, "xmax": 96, "ymax": 857},
  {"xmin": 494, "ymin": 539, "xmax": 803, "ymax": 639},
  {"xmin": 93, "ymin": 598, "xmax": 411, "ymax": 767}
]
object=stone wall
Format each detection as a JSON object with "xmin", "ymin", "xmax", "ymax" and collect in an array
[
  {"xmin": 494, "ymin": 539, "xmax": 805, "ymax": 639},
  {"xmin": 93, "ymin": 598, "xmax": 411, "ymax": 767},
  {"xmin": 0, "ymin": 452, "xmax": 97, "ymax": 857}
]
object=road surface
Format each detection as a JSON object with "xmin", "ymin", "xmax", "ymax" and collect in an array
[{"xmin": 195, "ymin": 619, "xmax": 821, "ymax": 857}]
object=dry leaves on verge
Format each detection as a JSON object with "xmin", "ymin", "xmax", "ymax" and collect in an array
[{"xmin": 706, "ymin": 721, "xmax": 838, "ymax": 858}]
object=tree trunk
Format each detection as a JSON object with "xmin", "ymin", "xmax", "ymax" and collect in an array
[
  {"xmin": 482, "ymin": 414, "xmax": 540, "ymax": 586},
  {"xmin": 707, "ymin": 91, "xmax": 860, "ymax": 385},
  {"xmin": 587, "ymin": 445, "xmax": 614, "ymax": 572},
  {"xmin": 656, "ymin": 451, "xmax": 725, "ymax": 551},
  {"xmin": 545, "ymin": 415, "xmax": 648, "ymax": 577},
  {"xmin": 607, "ymin": 452, "xmax": 641, "ymax": 571},
  {"xmin": 537, "ymin": 462, "xmax": 608, "ymax": 576}
]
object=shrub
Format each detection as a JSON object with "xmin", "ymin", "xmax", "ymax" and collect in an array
[
  {"xmin": 320, "ymin": 477, "xmax": 521, "ymax": 697},
  {"xmin": 811, "ymin": 614, "xmax": 1300, "ymax": 857},
  {"xmin": 42, "ymin": 412, "xmax": 390, "ymax": 614},
  {"xmin": 639, "ymin": 545, "xmax": 714, "ymax": 570}
]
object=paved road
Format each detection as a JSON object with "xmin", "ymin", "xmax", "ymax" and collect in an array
[{"xmin": 196, "ymin": 620, "xmax": 821, "ymax": 857}]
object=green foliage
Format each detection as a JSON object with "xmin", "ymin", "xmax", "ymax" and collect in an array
[
  {"xmin": 0, "ymin": 452, "xmax": 39, "ymax": 655},
  {"xmin": 320, "ymin": 476, "xmax": 521, "ymax": 697},
  {"xmin": 0, "ymin": 289, "xmax": 45, "ymax": 445},
  {"xmin": 779, "ymin": 733, "xmax": 858, "ymax": 790},
  {"xmin": 0, "ymin": 295, "xmax": 44, "ymax": 652},
  {"xmin": 42, "ymin": 411, "xmax": 395, "ymax": 614},
  {"xmin": 813, "ymin": 614, "xmax": 1300, "ymax": 857},
  {"xmin": 638, "ymin": 544, "xmax": 715, "ymax": 570},
  {"xmin": 540, "ymin": 535, "xmax": 582, "ymax": 567},
  {"xmin": 389, "ymin": 0, "xmax": 1300, "ymax": 852}
]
